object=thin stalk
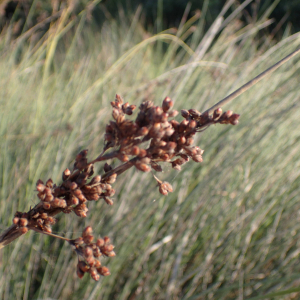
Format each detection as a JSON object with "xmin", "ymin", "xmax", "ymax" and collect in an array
[{"xmin": 204, "ymin": 47, "xmax": 300, "ymax": 115}]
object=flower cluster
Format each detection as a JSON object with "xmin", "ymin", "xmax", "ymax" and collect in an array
[
  {"xmin": 9, "ymin": 94, "xmax": 239, "ymax": 281},
  {"xmin": 102, "ymin": 95, "xmax": 239, "ymax": 180},
  {"xmin": 73, "ymin": 226, "xmax": 115, "ymax": 281}
]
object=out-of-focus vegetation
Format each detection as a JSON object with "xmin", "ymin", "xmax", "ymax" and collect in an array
[
  {"xmin": 2, "ymin": 0, "xmax": 300, "ymax": 36},
  {"xmin": 1, "ymin": 0, "xmax": 300, "ymax": 299}
]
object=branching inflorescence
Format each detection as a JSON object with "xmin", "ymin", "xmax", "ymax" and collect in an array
[{"xmin": 1, "ymin": 95, "xmax": 239, "ymax": 281}]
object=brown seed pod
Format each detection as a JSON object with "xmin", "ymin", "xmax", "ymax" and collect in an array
[
  {"xmin": 162, "ymin": 96, "xmax": 173, "ymax": 112},
  {"xmin": 43, "ymin": 225, "xmax": 52, "ymax": 233},
  {"xmin": 43, "ymin": 202, "xmax": 51, "ymax": 210},
  {"xmin": 36, "ymin": 182, "xmax": 45, "ymax": 192},
  {"xmin": 78, "ymin": 261, "xmax": 89, "ymax": 273},
  {"xmin": 104, "ymin": 197, "xmax": 114, "ymax": 205},
  {"xmin": 63, "ymin": 168, "xmax": 71, "ymax": 181},
  {"xmin": 94, "ymin": 259, "xmax": 101, "ymax": 267},
  {"xmin": 44, "ymin": 194, "xmax": 54, "ymax": 202},
  {"xmin": 90, "ymin": 175, "xmax": 101, "ymax": 184},
  {"xmin": 96, "ymin": 238, "xmax": 105, "ymax": 248},
  {"xmin": 46, "ymin": 179, "xmax": 53, "ymax": 188},
  {"xmin": 104, "ymin": 163, "xmax": 113, "ymax": 173},
  {"xmin": 97, "ymin": 266, "xmax": 110, "ymax": 276},
  {"xmin": 19, "ymin": 227, "xmax": 28, "ymax": 234},
  {"xmin": 213, "ymin": 107, "xmax": 222, "ymax": 119},
  {"xmin": 131, "ymin": 146, "xmax": 140, "ymax": 155},
  {"xmin": 84, "ymin": 246, "xmax": 93, "ymax": 258},
  {"xmin": 135, "ymin": 163, "xmax": 151, "ymax": 172},
  {"xmin": 105, "ymin": 173, "xmax": 117, "ymax": 184},
  {"xmin": 13, "ymin": 217, "xmax": 19, "ymax": 225},
  {"xmin": 138, "ymin": 149, "xmax": 147, "ymax": 158},
  {"xmin": 181, "ymin": 109, "xmax": 190, "ymax": 118},
  {"xmin": 76, "ymin": 265, "xmax": 85, "ymax": 279}
]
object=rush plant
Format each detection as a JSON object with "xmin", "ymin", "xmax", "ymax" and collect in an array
[{"xmin": 0, "ymin": 46, "xmax": 299, "ymax": 281}]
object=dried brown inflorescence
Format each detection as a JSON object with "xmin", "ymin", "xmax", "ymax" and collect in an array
[
  {"xmin": 8, "ymin": 94, "xmax": 239, "ymax": 280},
  {"xmin": 72, "ymin": 226, "xmax": 115, "ymax": 281}
]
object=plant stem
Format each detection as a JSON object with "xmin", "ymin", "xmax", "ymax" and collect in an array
[{"xmin": 204, "ymin": 47, "xmax": 300, "ymax": 115}]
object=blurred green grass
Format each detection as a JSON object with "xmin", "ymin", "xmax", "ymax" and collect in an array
[{"xmin": 1, "ymin": 1, "xmax": 300, "ymax": 300}]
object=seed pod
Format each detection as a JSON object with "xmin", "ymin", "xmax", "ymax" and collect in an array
[
  {"xmin": 96, "ymin": 238, "xmax": 105, "ymax": 248},
  {"xmin": 170, "ymin": 120, "xmax": 179, "ymax": 130},
  {"xmin": 166, "ymin": 142, "xmax": 177, "ymax": 150},
  {"xmin": 118, "ymin": 153, "xmax": 129, "ymax": 162},
  {"xmin": 213, "ymin": 107, "xmax": 222, "ymax": 119},
  {"xmin": 43, "ymin": 225, "xmax": 52, "ymax": 233},
  {"xmin": 186, "ymin": 137, "xmax": 194, "ymax": 146},
  {"xmin": 181, "ymin": 109, "xmax": 190, "ymax": 118},
  {"xmin": 229, "ymin": 113, "xmax": 240, "ymax": 125},
  {"xmin": 73, "ymin": 236, "xmax": 83, "ymax": 244},
  {"xmin": 78, "ymin": 261, "xmax": 89, "ymax": 273},
  {"xmin": 137, "ymin": 126, "xmax": 149, "ymax": 136},
  {"xmin": 105, "ymin": 173, "xmax": 117, "ymax": 184},
  {"xmin": 115, "ymin": 94, "xmax": 123, "ymax": 105},
  {"xmin": 162, "ymin": 96, "xmax": 173, "ymax": 112},
  {"xmin": 76, "ymin": 266, "xmax": 85, "ymax": 279},
  {"xmin": 44, "ymin": 194, "xmax": 54, "ymax": 202},
  {"xmin": 103, "ymin": 244, "xmax": 114, "ymax": 252},
  {"xmin": 43, "ymin": 202, "xmax": 51, "ymax": 210},
  {"xmin": 19, "ymin": 227, "xmax": 28, "ymax": 234},
  {"xmin": 112, "ymin": 108, "xmax": 119, "ymax": 120},
  {"xmin": 104, "ymin": 197, "xmax": 114, "ymax": 205},
  {"xmin": 179, "ymin": 119, "xmax": 189, "ymax": 133},
  {"xmin": 188, "ymin": 120, "xmax": 197, "ymax": 129},
  {"xmin": 189, "ymin": 109, "xmax": 201, "ymax": 118},
  {"xmin": 168, "ymin": 110, "xmax": 178, "ymax": 117},
  {"xmin": 84, "ymin": 235, "xmax": 94, "ymax": 244},
  {"xmin": 150, "ymin": 162, "xmax": 163, "ymax": 172},
  {"xmin": 225, "ymin": 110, "xmax": 233, "ymax": 118},
  {"xmin": 87, "ymin": 193, "xmax": 100, "ymax": 201},
  {"xmin": 70, "ymin": 182, "xmax": 78, "ymax": 190},
  {"xmin": 37, "ymin": 192, "xmax": 46, "ymax": 201},
  {"xmin": 46, "ymin": 217, "xmax": 56, "ymax": 225},
  {"xmin": 84, "ymin": 246, "xmax": 93, "ymax": 258},
  {"xmin": 161, "ymin": 153, "xmax": 170, "ymax": 161},
  {"xmin": 135, "ymin": 163, "xmax": 151, "ymax": 172},
  {"xmin": 89, "ymin": 267, "xmax": 99, "ymax": 281},
  {"xmin": 46, "ymin": 179, "xmax": 53, "ymax": 188},
  {"xmin": 13, "ymin": 217, "xmax": 19, "ymax": 225},
  {"xmin": 40, "ymin": 213, "xmax": 48, "ymax": 219},
  {"xmin": 159, "ymin": 185, "xmax": 168, "ymax": 195},
  {"xmin": 138, "ymin": 149, "xmax": 147, "ymax": 158},
  {"xmin": 105, "ymin": 189, "xmax": 115, "ymax": 197},
  {"xmin": 178, "ymin": 136, "xmax": 186, "ymax": 145},
  {"xmin": 52, "ymin": 198, "xmax": 60, "ymax": 208},
  {"xmin": 107, "ymin": 251, "xmax": 116, "ymax": 257},
  {"xmin": 104, "ymin": 163, "xmax": 112, "ymax": 173},
  {"xmin": 76, "ymin": 150, "xmax": 88, "ymax": 161},
  {"xmin": 90, "ymin": 175, "xmax": 101, "ymax": 184},
  {"xmin": 94, "ymin": 259, "xmax": 101, "ymax": 267},
  {"xmin": 37, "ymin": 218, "xmax": 43, "ymax": 226},
  {"xmin": 62, "ymin": 168, "xmax": 71, "ymax": 181},
  {"xmin": 131, "ymin": 145, "xmax": 140, "ymax": 155},
  {"xmin": 36, "ymin": 182, "xmax": 45, "ymax": 192},
  {"xmin": 97, "ymin": 266, "xmax": 110, "ymax": 276},
  {"xmin": 192, "ymin": 155, "xmax": 203, "ymax": 162}
]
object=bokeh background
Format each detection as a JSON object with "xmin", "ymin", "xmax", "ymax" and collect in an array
[{"xmin": 1, "ymin": 0, "xmax": 300, "ymax": 299}]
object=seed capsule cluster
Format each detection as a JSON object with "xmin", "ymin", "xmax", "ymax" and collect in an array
[
  {"xmin": 12, "ymin": 94, "xmax": 240, "ymax": 281},
  {"xmin": 104, "ymin": 95, "xmax": 239, "ymax": 189},
  {"xmin": 13, "ymin": 150, "xmax": 117, "ymax": 234},
  {"xmin": 74, "ymin": 226, "xmax": 115, "ymax": 281}
]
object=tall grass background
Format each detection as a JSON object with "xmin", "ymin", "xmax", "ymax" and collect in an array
[{"xmin": 1, "ymin": 1, "xmax": 300, "ymax": 299}]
